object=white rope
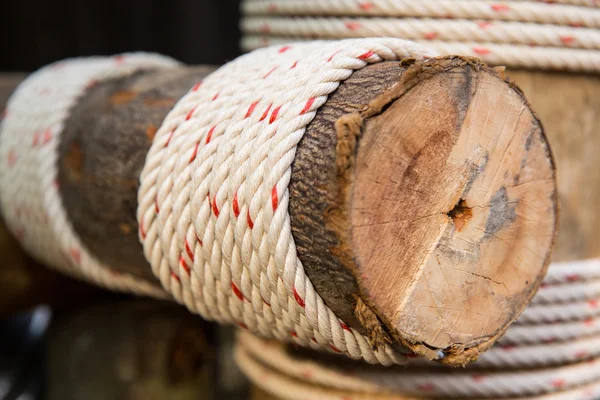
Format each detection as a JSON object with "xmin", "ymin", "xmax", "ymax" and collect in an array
[
  {"xmin": 544, "ymin": 258, "xmax": 600, "ymax": 284},
  {"xmin": 242, "ymin": 0, "xmax": 600, "ymax": 27},
  {"xmin": 419, "ymin": 334, "xmax": 600, "ymax": 368},
  {"xmin": 491, "ymin": 0, "xmax": 600, "ymax": 6},
  {"xmin": 517, "ymin": 296, "xmax": 600, "ymax": 324},
  {"xmin": 532, "ymin": 278, "xmax": 600, "ymax": 304},
  {"xmin": 242, "ymin": 0, "xmax": 600, "ymax": 8},
  {"xmin": 0, "ymin": 53, "xmax": 177, "ymax": 297},
  {"xmin": 237, "ymin": 346, "xmax": 600, "ymax": 399},
  {"xmin": 236, "ymin": 331, "xmax": 600, "ymax": 398},
  {"xmin": 242, "ymin": 17, "xmax": 600, "ymax": 49},
  {"xmin": 499, "ymin": 316, "xmax": 600, "ymax": 345},
  {"xmin": 240, "ymin": 0, "xmax": 600, "ymax": 72},
  {"xmin": 137, "ymin": 38, "xmax": 438, "ymax": 366},
  {"xmin": 242, "ymin": 36, "xmax": 600, "ymax": 72}
]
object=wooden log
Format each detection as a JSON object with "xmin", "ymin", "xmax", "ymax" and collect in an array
[
  {"xmin": 248, "ymin": 68, "xmax": 600, "ymax": 398},
  {"xmin": 46, "ymin": 299, "xmax": 221, "ymax": 400},
  {"xmin": 288, "ymin": 58, "xmax": 555, "ymax": 364},
  {"xmin": 505, "ymin": 70, "xmax": 600, "ymax": 262},
  {"xmin": 58, "ymin": 66, "xmax": 216, "ymax": 282},
  {"xmin": 0, "ymin": 56, "xmax": 556, "ymax": 364}
]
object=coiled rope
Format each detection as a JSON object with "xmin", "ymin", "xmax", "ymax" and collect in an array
[
  {"xmin": 236, "ymin": 257, "xmax": 600, "ymax": 398},
  {"xmin": 237, "ymin": 343, "xmax": 600, "ymax": 399},
  {"xmin": 236, "ymin": 327, "xmax": 600, "ymax": 398},
  {"xmin": 0, "ymin": 53, "xmax": 177, "ymax": 298},
  {"xmin": 240, "ymin": 0, "xmax": 600, "ymax": 72}
]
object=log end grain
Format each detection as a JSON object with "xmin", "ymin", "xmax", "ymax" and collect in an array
[
  {"xmin": 293, "ymin": 57, "xmax": 557, "ymax": 365},
  {"xmin": 353, "ymin": 58, "xmax": 557, "ymax": 363}
]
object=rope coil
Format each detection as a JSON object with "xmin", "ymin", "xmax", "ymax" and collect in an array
[
  {"xmin": 237, "ymin": 257, "xmax": 600, "ymax": 398},
  {"xmin": 242, "ymin": 0, "xmax": 600, "ymax": 26},
  {"xmin": 240, "ymin": 0, "xmax": 600, "ymax": 72},
  {"xmin": 236, "ymin": 330, "xmax": 600, "ymax": 398},
  {"xmin": 236, "ymin": 343, "xmax": 600, "ymax": 399}
]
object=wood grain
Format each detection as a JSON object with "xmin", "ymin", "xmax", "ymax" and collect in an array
[
  {"xmin": 1, "ymin": 59, "xmax": 557, "ymax": 364},
  {"xmin": 507, "ymin": 70, "xmax": 600, "ymax": 262},
  {"xmin": 294, "ymin": 57, "xmax": 556, "ymax": 363}
]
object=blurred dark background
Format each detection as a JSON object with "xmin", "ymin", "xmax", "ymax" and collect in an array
[{"xmin": 1, "ymin": 0, "xmax": 243, "ymax": 71}]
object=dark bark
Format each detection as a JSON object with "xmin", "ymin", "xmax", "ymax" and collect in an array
[{"xmin": 59, "ymin": 66, "xmax": 215, "ymax": 282}]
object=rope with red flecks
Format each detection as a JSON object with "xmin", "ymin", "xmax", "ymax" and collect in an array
[
  {"xmin": 136, "ymin": 38, "xmax": 440, "ymax": 366},
  {"xmin": 2, "ymin": 34, "xmax": 600, "ymax": 399},
  {"xmin": 236, "ymin": 273, "xmax": 600, "ymax": 398},
  {"xmin": 235, "ymin": 259, "xmax": 600, "ymax": 399},
  {"xmin": 237, "ymin": 1, "xmax": 600, "ymax": 397},
  {"xmin": 0, "ymin": 53, "xmax": 177, "ymax": 297},
  {"xmin": 240, "ymin": 0, "xmax": 600, "ymax": 72}
]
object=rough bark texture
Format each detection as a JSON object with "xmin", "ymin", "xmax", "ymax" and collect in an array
[
  {"xmin": 288, "ymin": 62, "xmax": 405, "ymax": 332},
  {"xmin": 506, "ymin": 70, "xmax": 600, "ymax": 262},
  {"xmin": 59, "ymin": 66, "xmax": 215, "ymax": 282}
]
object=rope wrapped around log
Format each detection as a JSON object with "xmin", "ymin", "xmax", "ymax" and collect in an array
[{"xmin": 0, "ymin": 39, "xmax": 558, "ymax": 369}]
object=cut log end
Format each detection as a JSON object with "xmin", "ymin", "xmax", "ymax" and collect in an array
[
  {"xmin": 345, "ymin": 57, "xmax": 557, "ymax": 363},
  {"xmin": 44, "ymin": 56, "xmax": 556, "ymax": 366}
]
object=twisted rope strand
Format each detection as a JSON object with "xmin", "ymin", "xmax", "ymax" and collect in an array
[
  {"xmin": 237, "ymin": 332, "xmax": 600, "ymax": 398},
  {"xmin": 241, "ymin": 0, "xmax": 600, "ymax": 7},
  {"xmin": 532, "ymin": 278, "xmax": 600, "ymax": 304},
  {"xmin": 544, "ymin": 258, "xmax": 600, "ymax": 284},
  {"xmin": 414, "ymin": 334, "xmax": 600, "ymax": 368},
  {"xmin": 242, "ymin": 0, "xmax": 600, "ymax": 28},
  {"xmin": 241, "ymin": 36, "xmax": 600, "ymax": 72},
  {"xmin": 242, "ymin": 17, "xmax": 600, "ymax": 49},
  {"xmin": 517, "ymin": 296, "xmax": 600, "ymax": 324},
  {"xmin": 236, "ymin": 345, "xmax": 600, "ymax": 400},
  {"xmin": 241, "ymin": 0, "xmax": 600, "ymax": 72},
  {"xmin": 499, "ymin": 316, "xmax": 600, "ymax": 345}
]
